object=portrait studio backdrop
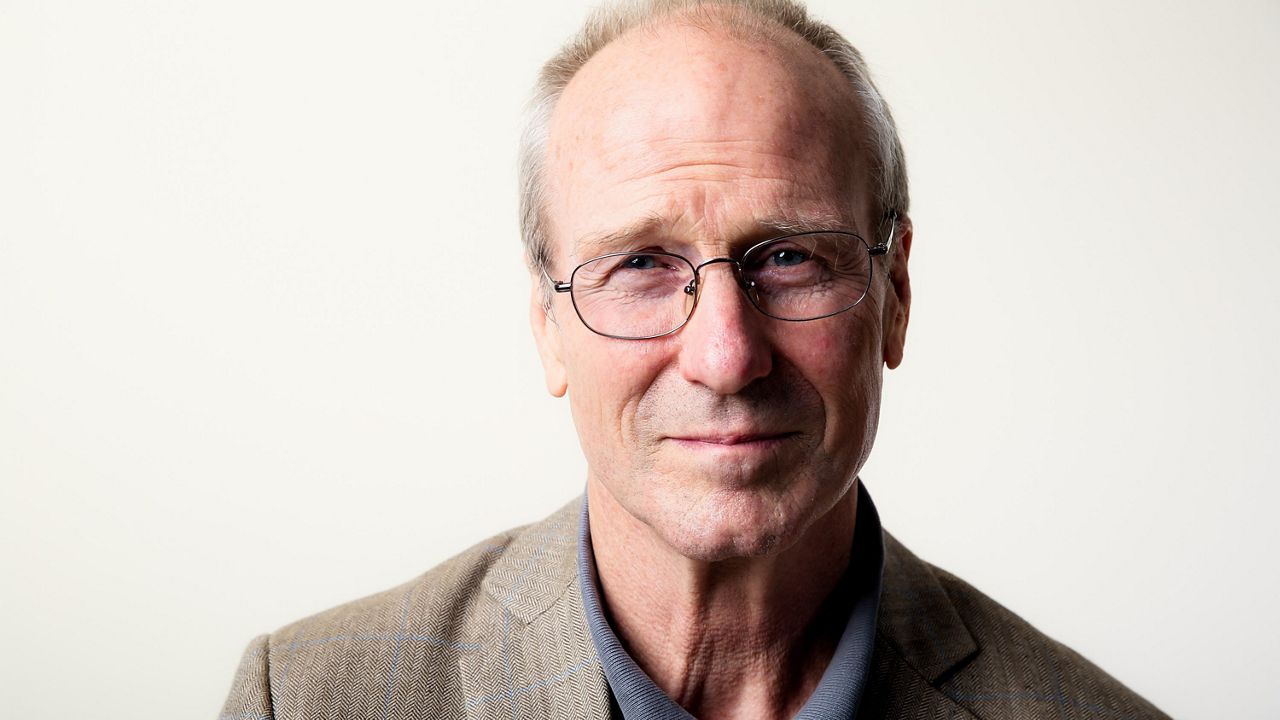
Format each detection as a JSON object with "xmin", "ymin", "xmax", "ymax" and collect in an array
[{"xmin": 2, "ymin": 1, "xmax": 1277, "ymax": 718}]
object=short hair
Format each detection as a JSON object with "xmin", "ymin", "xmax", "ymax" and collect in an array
[{"xmin": 519, "ymin": 0, "xmax": 909, "ymax": 302}]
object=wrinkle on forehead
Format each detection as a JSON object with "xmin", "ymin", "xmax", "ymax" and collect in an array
[
  {"xmin": 615, "ymin": 139, "xmax": 821, "ymax": 184},
  {"xmin": 545, "ymin": 13, "xmax": 871, "ymax": 261},
  {"xmin": 551, "ymin": 40, "xmax": 856, "ymax": 175},
  {"xmin": 570, "ymin": 205, "xmax": 855, "ymax": 263}
]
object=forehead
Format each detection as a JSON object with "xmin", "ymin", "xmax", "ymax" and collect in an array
[{"xmin": 544, "ymin": 16, "xmax": 872, "ymax": 261}]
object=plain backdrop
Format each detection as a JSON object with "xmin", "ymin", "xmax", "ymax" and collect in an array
[{"xmin": 2, "ymin": 1, "xmax": 1277, "ymax": 718}]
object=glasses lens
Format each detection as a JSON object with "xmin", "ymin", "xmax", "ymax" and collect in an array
[
  {"xmin": 571, "ymin": 252, "xmax": 695, "ymax": 338},
  {"xmin": 741, "ymin": 232, "xmax": 872, "ymax": 320}
]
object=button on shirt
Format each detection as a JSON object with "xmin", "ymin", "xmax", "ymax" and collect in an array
[{"xmin": 576, "ymin": 481, "xmax": 886, "ymax": 719}]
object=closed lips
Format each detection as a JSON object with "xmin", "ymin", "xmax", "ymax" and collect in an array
[{"xmin": 668, "ymin": 431, "xmax": 798, "ymax": 445}]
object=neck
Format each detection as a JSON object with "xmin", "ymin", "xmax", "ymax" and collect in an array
[{"xmin": 586, "ymin": 478, "xmax": 859, "ymax": 720}]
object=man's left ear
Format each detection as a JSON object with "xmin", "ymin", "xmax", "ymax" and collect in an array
[{"xmin": 882, "ymin": 215, "xmax": 913, "ymax": 370}]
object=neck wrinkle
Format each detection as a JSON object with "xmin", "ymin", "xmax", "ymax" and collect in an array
[{"xmin": 585, "ymin": 475, "xmax": 859, "ymax": 720}]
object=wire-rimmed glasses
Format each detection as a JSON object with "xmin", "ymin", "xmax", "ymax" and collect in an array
[{"xmin": 548, "ymin": 218, "xmax": 896, "ymax": 340}]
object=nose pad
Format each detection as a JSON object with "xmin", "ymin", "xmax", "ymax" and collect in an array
[
  {"xmin": 684, "ymin": 261, "xmax": 760, "ymax": 321},
  {"xmin": 677, "ymin": 260, "xmax": 774, "ymax": 393}
]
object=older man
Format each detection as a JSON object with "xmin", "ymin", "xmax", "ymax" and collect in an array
[{"xmin": 221, "ymin": 2, "xmax": 1167, "ymax": 718}]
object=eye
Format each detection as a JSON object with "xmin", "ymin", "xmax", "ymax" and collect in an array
[
  {"xmin": 770, "ymin": 248, "xmax": 809, "ymax": 267},
  {"xmin": 622, "ymin": 254, "xmax": 660, "ymax": 270}
]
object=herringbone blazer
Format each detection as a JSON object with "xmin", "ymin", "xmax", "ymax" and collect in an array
[{"xmin": 221, "ymin": 498, "xmax": 1168, "ymax": 719}]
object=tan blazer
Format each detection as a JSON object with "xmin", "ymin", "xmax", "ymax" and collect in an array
[{"xmin": 221, "ymin": 498, "xmax": 1168, "ymax": 719}]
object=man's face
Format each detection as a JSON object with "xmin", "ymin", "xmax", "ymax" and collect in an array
[{"xmin": 532, "ymin": 19, "xmax": 911, "ymax": 561}]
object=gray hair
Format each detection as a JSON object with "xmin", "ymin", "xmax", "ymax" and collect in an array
[{"xmin": 518, "ymin": 0, "xmax": 909, "ymax": 301}]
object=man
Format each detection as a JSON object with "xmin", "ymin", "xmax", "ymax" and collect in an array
[{"xmin": 222, "ymin": 1, "xmax": 1168, "ymax": 718}]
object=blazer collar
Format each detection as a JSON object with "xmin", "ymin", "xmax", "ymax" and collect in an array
[
  {"xmin": 477, "ymin": 500, "xmax": 612, "ymax": 717},
  {"xmin": 877, "ymin": 531, "xmax": 981, "ymax": 683},
  {"xmin": 481, "ymin": 499, "xmax": 582, "ymax": 625},
  {"xmin": 477, "ymin": 496, "xmax": 981, "ymax": 716}
]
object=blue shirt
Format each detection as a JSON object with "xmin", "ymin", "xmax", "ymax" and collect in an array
[{"xmin": 576, "ymin": 481, "xmax": 885, "ymax": 719}]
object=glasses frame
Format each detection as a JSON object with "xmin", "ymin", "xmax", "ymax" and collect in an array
[{"xmin": 548, "ymin": 214, "xmax": 898, "ymax": 341}]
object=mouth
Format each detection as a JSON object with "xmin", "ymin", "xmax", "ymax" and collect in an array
[{"xmin": 665, "ymin": 431, "xmax": 800, "ymax": 448}]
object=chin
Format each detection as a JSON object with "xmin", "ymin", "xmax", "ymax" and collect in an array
[{"xmin": 650, "ymin": 486, "xmax": 820, "ymax": 562}]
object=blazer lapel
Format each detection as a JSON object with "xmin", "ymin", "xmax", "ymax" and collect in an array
[
  {"xmin": 471, "ymin": 505, "xmax": 982, "ymax": 720},
  {"xmin": 878, "ymin": 532, "xmax": 980, "ymax": 682},
  {"xmin": 477, "ymin": 499, "xmax": 614, "ymax": 719},
  {"xmin": 856, "ymin": 531, "xmax": 981, "ymax": 720}
]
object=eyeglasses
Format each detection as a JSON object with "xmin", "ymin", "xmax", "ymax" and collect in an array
[{"xmin": 548, "ymin": 217, "xmax": 897, "ymax": 340}]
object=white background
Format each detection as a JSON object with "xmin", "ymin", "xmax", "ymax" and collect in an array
[{"xmin": 2, "ymin": 1, "xmax": 1277, "ymax": 718}]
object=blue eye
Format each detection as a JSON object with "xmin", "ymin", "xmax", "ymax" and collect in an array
[
  {"xmin": 771, "ymin": 249, "xmax": 809, "ymax": 267},
  {"xmin": 623, "ymin": 254, "xmax": 660, "ymax": 270}
]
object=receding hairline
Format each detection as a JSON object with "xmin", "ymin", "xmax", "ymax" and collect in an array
[
  {"xmin": 519, "ymin": 0, "xmax": 910, "ymax": 307},
  {"xmin": 555, "ymin": 7, "xmax": 859, "ymax": 124},
  {"xmin": 618, "ymin": 1, "xmax": 824, "ymax": 47},
  {"xmin": 546, "ymin": 9, "xmax": 873, "ymax": 239},
  {"xmin": 544, "ymin": 11, "xmax": 874, "ymax": 249}
]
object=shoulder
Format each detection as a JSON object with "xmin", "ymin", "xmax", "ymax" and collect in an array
[
  {"xmin": 269, "ymin": 497, "xmax": 580, "ymax": 643},
  {"xmin": 221, "ymin": 498, "xmax": 588, "ymax": 719},
  {"xmin": 269, "ymin": 526, "xmax": 516, "ymax": 651},
  {"xmin": 876, "ymin": 532, "xmax": 1169, "ymax": 720}
]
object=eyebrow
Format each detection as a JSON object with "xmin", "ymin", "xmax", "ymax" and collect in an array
[
  {"xmin": 571, "ymin": 211, "xmax": 858, "ymax": 260},
  {"xmin": 572, "ymin": 215, "xmax": 669, "ymax": 260}
]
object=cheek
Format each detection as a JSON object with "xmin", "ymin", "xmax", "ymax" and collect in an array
[
  {"xmin": 790, "ymin": 313, "xmax": 883, "ymax": 383},
  {"xmin": 563, "ymin": 333, "xmax": 673, "ymax": 443},
  {"xmin": 786, "ymin": 314, "xmax": 884, "ymax": 452}
]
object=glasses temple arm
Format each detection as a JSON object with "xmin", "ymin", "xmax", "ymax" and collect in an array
[
  {"xmin": 868, "ymin": 212, "xmax": 899, "ymax": 257},
  {"xmin": 541, "ymin": 270, "xmax": 572, "ymax": 293}
]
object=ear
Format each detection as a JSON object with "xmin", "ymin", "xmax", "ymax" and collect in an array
[
  {"xmin": 530, "ymin": 277, "xmax": 568, "ymax": 397},
  {"xmin": 882, "ymin": 215, "xmax": 913, "ymax": 370}
]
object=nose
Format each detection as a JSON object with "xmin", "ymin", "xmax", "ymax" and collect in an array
[{"xmin": 677, "ymin": 262, "xmax": 773, "ymax": 394}]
